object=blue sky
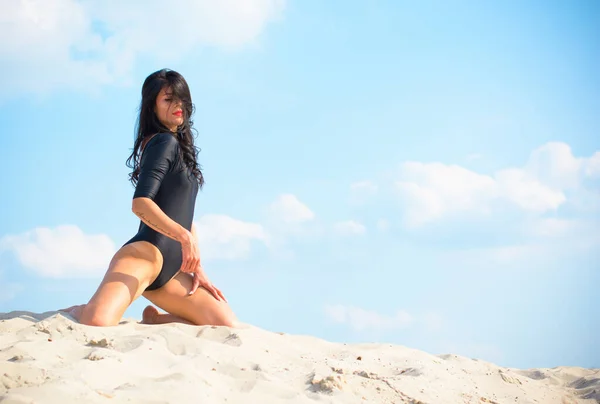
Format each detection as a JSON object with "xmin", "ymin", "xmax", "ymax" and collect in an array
[{"xmin": 0, "ymin": 0, "xmax": 598, "ymax": 370}]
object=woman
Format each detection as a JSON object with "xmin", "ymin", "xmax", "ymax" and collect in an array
[{"xmin": 62, "ymin": 69, "xmax": 238, "ymax": 328}]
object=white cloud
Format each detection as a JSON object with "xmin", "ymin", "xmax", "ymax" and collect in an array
[
  {"xmin": 447, "ymin": 223, "xmax": 599, "ymax": 266},
  {"xmin": 525, "ymin": 217, "xmax": 581, "ymax": 238},
  {"xmin": 395, "ymin": 142, "xmax": 599, "ymax": 226},
  {"xmin": 267, "ymin": 194, "xmax": 315, "ymax": 224},
  {"xmin": 333, "ymin": 220, "xmax": 366, "ymax": 236},
  {"xmin": 195, "ymin": 214, "xmax": 268, "ymax": 261},
  {"xmin": 584, "ymin": 151, "xmax": 600, "ymax": 177},
  {"xmin": 396, "ymin": 162, "xmax": 497, "ymax": 226},
  {"xmin": 324, "ymin": 304, "xmax": 413, "ymax": 332},
  {"xmin": 0, "ymin": 0, "xmax": 285, "ymax": 96},
  {"xmin": 525, "ymin": 142, "xmax": 584, "ymax": 189},
  {"xmin": 482, "ymin": 244, "xmax": 549, "ymax": 263},
  {"xmin": 494, "ymin": 168, "xmax": 566, "ymax": 212},
  {"xmin": 0, "ymin": 214, "xmax": 269, "ymax": 279},
  {"xmin": 0, "ymin": 225, "xmax": 115, "ymax": 278}
]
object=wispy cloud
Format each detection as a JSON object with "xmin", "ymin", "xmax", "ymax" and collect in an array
[
  {"xmin": 440, "ymin": 215, "xmax": 599, "ymax": 266},
  {"xmin": 395, "ymin": 142, "xmax": 599, "ymax": 227},
  {"xmin": 267, "ymin": 194, "xmax": 315, "ymax": 224},
  {"xmin": 195, "ymin": 214, "xmax": 268, "ymax": 261},
  {"xmin": 0, "ymin": 225, "xmax": 115, "ymax": 278},
  {"xmin": 0, "ymin": 193, "xmax": 316, "ymax": 279},
  {"xmin": 0, "ymin": 0, "xmax": 286, "ymax": 96}
]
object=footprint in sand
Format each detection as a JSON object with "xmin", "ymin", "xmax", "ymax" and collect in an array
[
  {"xmin": 196, "ymin": 326, "xmax": 242, "ymax": 347},
  {"xmin": 396, "ymin": 367, "xmax": 423, "ymax": 377},
  {"xmin": 1, "ymin": 363, "xmax": 47, "ymax": 392},
  {"xmin": 517, "ymin": 369, "xmax": 547, "ymax": 380},
  {"xmin": 86, "ymin": 336, "xmax": 145, "ymax": 354},
  {"xmin": 498, "ymin": 370, "xmax": 522, "ymax": 385},
  {"xmin": 569, "ymin": 376, "xmax": 600, "ymax": 402},
  {"xmin": 112, "ymin": 338, "xmax": 146, "ymax": 353},
  {"xmin": 1, "ymin": 347, "xmax": 34, "ymax": 364},
  {"xmin": 437, "ymin": 353, "xmax": 463, "ymax": 361}
]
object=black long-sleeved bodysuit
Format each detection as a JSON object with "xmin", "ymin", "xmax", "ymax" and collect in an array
[{"xmin": 122, "ymin": 133, "xmax": 199, "ymax": 291}]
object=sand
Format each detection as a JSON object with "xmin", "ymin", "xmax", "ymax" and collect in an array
[{"xmin": 0, "ymin": 311, "xmax": 597, "ymax": 404}]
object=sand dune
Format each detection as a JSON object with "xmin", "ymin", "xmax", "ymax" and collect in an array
[{"xmin": 0, "ymin": 311, "xmax": 597, "ymax": 403}]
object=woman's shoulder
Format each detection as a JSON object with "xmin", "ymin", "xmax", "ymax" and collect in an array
[
  {"xmin": 146, "ymin": 132, "xmax": 178, "ymax": 145},
  {"xmin": 141, "ymin": 132, "xmax": 179, "ymax": 152}
]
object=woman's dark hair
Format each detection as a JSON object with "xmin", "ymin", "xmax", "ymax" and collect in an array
[{"xmin": 126, "ymin": 68, "xmax": 204, "ymax": 188}]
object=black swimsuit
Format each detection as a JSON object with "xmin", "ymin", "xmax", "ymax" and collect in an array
[{"xmin": 122, "ymin": 133, "xmax": 199, "ymax": 291}]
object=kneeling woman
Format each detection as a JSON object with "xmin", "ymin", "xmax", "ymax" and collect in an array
[{"xmin": 62, "ymin": 69, "xmax": 238, "ymax": 328}]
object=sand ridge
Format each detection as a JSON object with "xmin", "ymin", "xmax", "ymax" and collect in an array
[{"xmin": 0, "ymin": 311, "xmax": 597, "ymax": 403}]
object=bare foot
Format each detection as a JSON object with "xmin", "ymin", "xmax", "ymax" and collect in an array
[
  {"xmin": 58, "ymin": 304, "xmax": 85, "ymax": 322},
  {"xmin": 142, "ymin": 305, "xmax": 160, "ymax": 324}
]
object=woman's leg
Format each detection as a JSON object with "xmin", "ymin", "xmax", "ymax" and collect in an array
[
  {"xmin": 65, "ymin": 242, "xmax": 162, "ymax": 326},
  {"xmin": 141, "ymin": 305, "xmax": 194, "ymax": 325},
  {"xmin": 142, "ymin": 271, "xmax": 239, "ymax": 327}
]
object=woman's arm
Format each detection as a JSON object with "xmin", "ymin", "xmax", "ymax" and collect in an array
[
  {"xmin": 132, "ymin": 197, "xmax": 188, "ymax": 242},
  {"xmin": 131, "ymin": 133, "xmax": 192, "ymax": 244}
]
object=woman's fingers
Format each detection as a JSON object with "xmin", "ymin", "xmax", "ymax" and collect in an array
[
  {"xmin": 184, "ymin": 260, "xmax": 226, "ymax": 303},
  {"xmin": 180, "ymin": 240, "xmax": 192, "ymax": 273},
  {"xmin": 179, "ymin": 230, "xmax": 200, "ymax": 274},
  {"xmin": 178, "ymin": 241, "xmax": 186, "ymax": 272},
  {"xmin": 181, "ymin": 245, "xmax": 199, "ymax": 275},
  {"xmin": 188, "ymin": 273, "xmax": 201, "ymax": 296},
  {"xmin": 210, "ymin": 286, "xmax": 223, "ymax": 301},
  {"xmin": 199, "ymin": 278, "xmax": 222, "ymax": 301},
  {"xmin": 184, "ymin": 254, "xmax": 194, "ymax": 274},
  {"xmin": 208, "ymin": 284, "xmax": 226, "ymax": 302},
  {"xmin": 215, "ymin": 287, "xmax": 227, "ymax": 302}
]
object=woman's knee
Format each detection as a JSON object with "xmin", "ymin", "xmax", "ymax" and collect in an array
[
  {"xmin": 79, "ymin": 305, "xmax": 119, "ymax": 327},
  {"xmin": 208, "ymin": 307, "xmax": 238, "ymax": 328},
  {"xmin": 213, "ymin": 316, "xmax": 235, "ymax": 328}
]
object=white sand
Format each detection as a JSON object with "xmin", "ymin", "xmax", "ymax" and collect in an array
[{"xmin": 0, "ymin": 311, "xmax": 597, "ymax": 404}]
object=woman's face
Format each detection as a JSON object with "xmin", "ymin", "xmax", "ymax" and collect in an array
[{"xmin": 154, "ymin": 86, "xmax": 184, "ymax": 132}]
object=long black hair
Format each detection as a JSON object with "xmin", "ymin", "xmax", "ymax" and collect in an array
[{"xmin": 126, "ymin": 68, "xmax": 204, "ymax": 188}]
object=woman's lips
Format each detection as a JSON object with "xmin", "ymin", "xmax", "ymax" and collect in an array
[{"xmin": 173, "ymin": 111, "xmax": 183, "ymax": 117}]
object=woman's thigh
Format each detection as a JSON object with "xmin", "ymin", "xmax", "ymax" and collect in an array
[
  {"xmin": 143, "ymin": 272, "xmax": 238, "ymax": 327},
  {"xmin": 80, "ymin": 241, "xmax": 162, "ymax": 326}
]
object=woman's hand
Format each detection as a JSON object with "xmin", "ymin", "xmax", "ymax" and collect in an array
[
  {"xmin": 179, "ymin": 229, "xmax": 200, "ymax": 275},
  {"xmin": 189, "ymin": 266, "xmax": 227, "ymax": 302},
  {"xmin": 179, "ymin": 229, "xmax": 227, "ymax": 302}
]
